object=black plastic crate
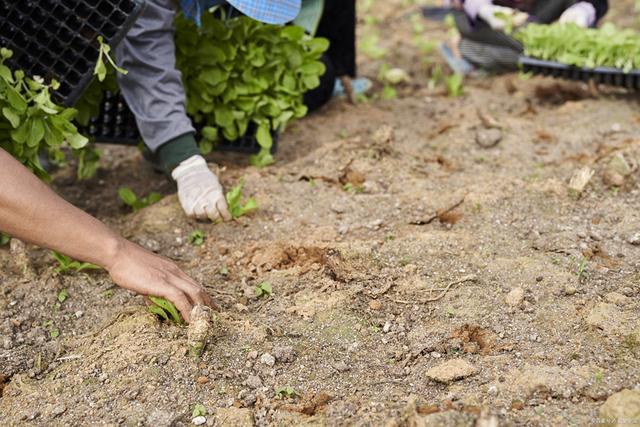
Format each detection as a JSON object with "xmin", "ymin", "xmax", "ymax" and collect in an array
[
  {"xmin": 85, "ymin": 91, "xmax": 279, "ymax": 154},
  {"xmin": 519, "ymin": 56, "xmax": 640, "ymax": 90},
  {"xmin": 0, "ymin": 0, "xmax": 145, "ymax": 106}
]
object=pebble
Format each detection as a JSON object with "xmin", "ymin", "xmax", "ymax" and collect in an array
[
  {"xmin": 192, "ymin": 416, "xmax": 207, "ymax": 425},
  {"xmin": 246, "ymin": 351, "xmax": 258, "ymax": 360},
  {"xmin": 51, "ymin": 404, "xmax": 66, "ymax": 418},
  {"xmin": 505, "ymin": 287, "xmax": 525, "ymax": 306},
  {"xmin": 245, "ymin": 375, "xmax": 263, "ymax": 389},
  {"xmin": 605, "ymin": 292, "xmax": 629, "ymax": 306},
  {"xmin": 260, "ymin": 353, "xmax": 275, "ymax": 367},
  {"xmin": 369, "ymin": 300, "xmax": 382, "ymax": 311},
  {"xmin": 475, "ymin": 128, "xmax": 503, "ymax": 148},
  {"xmin": 333, "ymin": 361, "xmax": 350, "ymax": 372},
  {"xmin": 430, "ymin": 352, "xmax": 442, "ymax": 359},
  {"xmin": 196, "ymin": 376, "xmax": 209, "ymax": 385},
  {"xmin": 426, "ymin": 359, "xmax": 478, "ymax": 383},
  {"xmin": 382, "ymin": 322, "xmax": 392, "ymax": 333},
  {"xmin": 272, "ymin": 346, "xmax": 296, "ymax": 363},
  {"xmin": 74, "ymin": 311, "xmax": 84, "ymax": 319},
  {"xmin": 627, "ymin": 233, "xmax": 640, "ymax": 246},
  {"xmin": 487, "ymin": 385, "xmax": 498, "ymax": 396},
  {"xmin": 564, "ymin": 285, "xmax": 577, "ymax": 296}
]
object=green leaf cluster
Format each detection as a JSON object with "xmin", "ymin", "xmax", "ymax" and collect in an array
[
  {"xmin": 118, "ymin": 187, "xmax": 163, "ymax": 212},
  {"xmin": 516, "ymin": 23, "xmax": 640, "ymax": 72},
  {"xmin": 225, "ymin": 179, "xmax": 258, "ymax": 219},
  {"xmin": 0, "ymin": 48, "xmax": 88, "ymax": 180},
  {"xmin": 52, "ymin": 251, "xmax": 101, "ymax": 274},
  {"xmin": 175, "ymin": 13, "xmax": 329, "ymax": 164}
]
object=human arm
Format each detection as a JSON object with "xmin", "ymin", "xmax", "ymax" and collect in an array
[
  {"xmin": 0, "ymin": 148, "xmax": 211, "ymax": 322},
  {"xmin": 464, "ymin": 0, "xmax": 529, "ymax": 30}
]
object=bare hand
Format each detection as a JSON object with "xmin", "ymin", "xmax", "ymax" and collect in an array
[{"xmin": 105, "ymin": 239, "xmax": 213, "ymax": 322}]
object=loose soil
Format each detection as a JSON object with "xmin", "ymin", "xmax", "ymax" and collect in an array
[{"xmin": 1, "ymin": 1, "xmax": 639, "ymax": 426}]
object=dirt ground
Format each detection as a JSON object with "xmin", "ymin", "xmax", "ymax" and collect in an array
[{"xmin": 1, "ymin": 1, "xmax": 640, "ymax": 426}]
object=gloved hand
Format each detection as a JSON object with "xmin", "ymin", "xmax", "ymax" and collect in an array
[
  {"xmin": 171, "ymin": 155, "xmax": 231, "ymax": 222},
  {"xmin": 559, "ymin": 2, "xmax": 596, "ymax": 28},
  {"xmin": 478, "ymin": 4, "xmax": 529, "ymax": 31}
]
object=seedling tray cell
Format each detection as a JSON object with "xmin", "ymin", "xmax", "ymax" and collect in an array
[
  {"xmin": 519, "ymin": 56, "xmax": 640, "ymax": 90},
  {"xmin": 84, "ymin": 92, "xmax": 279, "ymax": 155},
  {"xmin": 0, "ymin": 0, "xmax": 145, "ymax": 106}
]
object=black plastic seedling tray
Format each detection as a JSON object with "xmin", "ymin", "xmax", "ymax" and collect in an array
[
  {"xmin": 84, "ymin": 91, "xmax": 279, "ymax": 155},
  {"xmin": 519, "ymin": 56, "xmax": 640, "ymax": 90},
  {"xmin": 0, "ymin": 0, "xmax": 145, "ymax": 106}
]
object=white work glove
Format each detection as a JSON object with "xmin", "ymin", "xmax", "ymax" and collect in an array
[
  {"xmin": 478, "ymin": 4, "xmax": 528, "ymax": 31},
  {"xmin": 559, "ymin": 2, "xmax": 596, "ymax": 28},
  {"xmin": 171, "ymin": 155, "xmax": 231, "ymax": 222}
]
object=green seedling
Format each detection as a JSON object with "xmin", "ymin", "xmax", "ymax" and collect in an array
[
  {"xmin": 445, "ymin": 74, "xmax": 464, "ymax": 97},
  {"xmin": 219, "ymin": 266, "xmax": 229, "ymax": 276},
  {"xmin": 225, "ymin": 180, "xmax": 258, "ymax": 219},
  {"xmin": 189, "ymin": 230, "xmax": 206, "ymax": 246},
  {"xmin": 148, "ymin": 296, "xmax": 183, "ymax": 324},
  {"xmin": 102, "ymin": 289, "xmax": 114, "ymax": 299},
  {"xmin": 0, "ymin": 48, "xmax": 88, "ymax": 181},
  {"xmin": 94, "ymin": 36, "xmax": 128, "ymax": 82},
  {"xmin": 342, "ymin": 183, "xmax": 364, "ymax": 194},
  {"xmin": 118, "ymin": 187, "xmax": 163, "ymax": 212},
  {"xmin": 275, "ymin": 386, "xmax": 297, "ymax": 399},
  {"xmin": 52, "ymin": 251, "xmax": 101, "ymax": 274},
  {"xmin": 57, "ymin": 289, "xmax": 69, "ymax": 303},
  {"xmin": 192, "ymin": 404, "xmax": 207, "ymax": 418},
  {"xmin": 516, "ymin": 23, "xmax": 640, "ymax": 72},
  {"xmin": 0, "ymin": 232, "xmax": 9, "ymax": 246},
  {"xmin": 576, "ymin": 257, "xmax": 588, "ymax": 280},
  {"xmin": 255, "ymin": 282, "xmax": 273, "ymax": 298},
  {"xmin": 43, "ymin": 320, "xmax": 60, "ymax": 339}
]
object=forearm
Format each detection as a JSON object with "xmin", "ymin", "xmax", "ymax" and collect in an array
[{"xmin": 0, "ymin": 149, "xmax": 122, "ymax": 268}]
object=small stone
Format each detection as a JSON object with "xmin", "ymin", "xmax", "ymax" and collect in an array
[
  {"xmin": 192, "ymin": 416, "xmax": 207, "ymax": 425},
  {"xmin": 196, "ymin": 376, "xmax": 209, "ymax": 384},
  {"xmin": 598, "ymin": 389, "xmax": 640, "ymax": 425},
  {"xmin": 564, "ymin": 285, "xmax": 577, "ymax": 296},
  {"xmin": 246, "ymin": 351, "xmax": 258, "ymax": 360},
  {"xmin": 506, "ymin": 287, "xmax": 525, "ymax": 307},
  {"xmin": 74, "ymin": 311, "xmax": 84, "ymax": 319},
  {"xmin": 603, "ymin": 171, "xmax": 625, "ymax": 187},
  {"xmin": 369, "ymin": 300, "xmax": 382, "ymax": 311},
  {"xmin": 260, "ymin": 353, "xmax": 275, "ymax": 367},
  {"xmin": 475, "ymin": 128, "xmax": 503, "ymax": 148},
  {"xmin": 383, "ymin": 322, "xmax": 392, "ymax": 333},
  {"xmin": 568, "ymin": 167, "xmax": 594, "ymax": 195},
  {"xmin": 536, "ymin": 276, "xmax": 544, "ymax": 282},
  {"xmin": 426, "ymin": 359, "xmax": 478, "ymax": 383},
  {"xmin": 627, "ymin": 233, "xmax": 640, "ymax": 246},
  {"xmin": 244, "ymin": 375, "xmax": 262, "ymax": 389},
  {"xmin": 430, "ymin": 351, "xmax": 442, "ymax": 359},
  {"xmin": 604, "ymin": 292, "xmax": 629, "ymax": 306},
  {"xmin": 51, "ymin": 405, "xmax": 66, "ymax": 418},
  {"xmin": 487, "ymin": 385, "xmax": 498, "ymax": 396},
  {"xmin": 620, "ymin": 287, "xmax": 634, "ymax": 297},
  {"xmin": 272, "ymin": 345, "xmax": 296, "ymax": 363},
  {"xmin": 333, "ymin": 361, "xmax": 350, "ymax": 372}
]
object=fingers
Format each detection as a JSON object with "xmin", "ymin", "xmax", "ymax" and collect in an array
[
  {"xmin": 164, "ymin": 287, "xmax": 193, "ymax": 323},
  {"xmin": 217, "ymin": 197, "xmax": 232, "ymax": 222}
]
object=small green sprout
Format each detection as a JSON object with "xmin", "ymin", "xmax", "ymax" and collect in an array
[
  {"xmin": 445, "ymin": 74, "xmax": 464, "ymax": 97},
  {"xmin": 57, "ymin": 289, "xmax": 69, "ymax": 303},
  {"xmin": 192, "ymin": 404, "xmax": 207, "ymax": 418},
  {"xmin": 118, "ymin": 187, "xmax": 163, "ymax": 212},
  {"xmin": 189, "ymin": 230, "xmax": 206, "ymax": 246},
  {"xmin": 0, "ymin": 232, "xmax": 10, "ymax": 246},
  {"xmin": 52, "ymin": 251, "xmax": 101, "ymax": 274},
  {"xmin": 275, "ymin": 386, "xmax": 297, "ymax": 399},
  {"xmin": 255, "ymin": 282, "xmax": 273, "ymax": 298},
  {"xmin": 226, "ymin": 180, "xmax": 258, "ymax": 219},
  {"xmin": 148, "ymin": 296, "xmax": 183, "ymax": 324}
]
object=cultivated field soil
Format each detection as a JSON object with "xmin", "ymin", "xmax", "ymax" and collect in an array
[{"xmin": 1, "ymin": 1, "xmax": 639, "ymax": 426}]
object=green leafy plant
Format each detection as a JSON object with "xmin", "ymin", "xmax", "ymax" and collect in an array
[
  {"xmin": 0, "ymin": 48, "xmax": 88, "ymax": 180},
  {"xmin": 148, "ymin": 296, "xmax": 183, "ymax": 324},
  {"xmin": 175, "ymin": 12, "xmax": 328, "ymax": 164},
  {"xmin": 445, "ymin": 73, "xmax": 464, "ymax": 97},
  {"xmin": 275, "ymin": 386, "xmax": 297, "ymax": 399},
  {"xmin": 118, "ymin": 187, "xmax": 163, "ymax": 212},
  {"xmin": 225, "ymin": 180, "xmax": 258, "ymax": 219},
  {"xmin": 516, "ymin": 23, "xmax": 640, "ymax": 72},
  {"xmin": 255, "ymin": 281, "xmax": 273, "ymax": 297},
  {"xmin": 94, "ymin": 36, "xmax": 128, "ymax": 82},
  {"xmin": 192, "ymin": 404, "xmax": 207, "ymax": 418},
  {"xmin": 57, "ymin": 289, "xmax": 69, "ymax": 303},
  {"xmin": 189, "ymin": 230, "xmax": 206, "ymax": 246},
  {"xmin": 52, "ymin": 251, "xmax": 101, "ymax": 274},
  {"xmin": 0, "ymin": 232, "xmax": 9, "ymax": 246}
]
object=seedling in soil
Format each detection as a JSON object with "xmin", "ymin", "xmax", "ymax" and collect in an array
[
  {"xmin": 52, "ymin": 251, "xmax": 101, "ymax": 274},
  {"xmin": 255, "ymin": 282, "xmax": 273, "ymax": 298},
  {"xmin": 342, "ymin": 183, "xmax": 364, "ymax": 194},
  {"xmin": 57, "ymin": 289, "xmax": 69, "ymax": 303},
  {"xmin": 148, "ymin": 296, "xmax": 183, "ymax": 324},
  {"xmin": 102, "ymin": 289, "xmax": 114, "ymax": 299},
  {"xmin": 43, "ymin": 320, "xmax": 60, "ymax": 339},
  {"xmin": 576, "ymin": 257, "xmax": 589, "ymax": 280},
  {"xmin": 219, "ymin": 266, "xmax": 229, "ymax": 276},
  {"xmin": 192, "ymin": 404, "xmax": 207, "ymax": 417},
  {"xmin": 226, "ymin": 180, "xmax": 258, "ymax": 219},
  {"xmin": 445, "ymin": 74, "xmax": 464, "ymax": 97},
  {"xmin": 118, "ymin": 187, "xmax": 163, "ymax": 212},
  {"xmin": 0, "ymin": 233, "xmax": 9, "ymax": 246},
  {"xmin": 189, "ymin": 230, "xmax": 206, "ymax": 246},
  {"xmin": 94, "ymin": 36, "xmax": 128, "ymax": 82},
  {"xmin": 275, "ymin": 386, "xmax": 297, "ymax": 399}
]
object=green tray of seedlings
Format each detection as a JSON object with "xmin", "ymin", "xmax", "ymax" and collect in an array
[{"xmin": 516, "ymin": 23, "xmax": 640, "ymax": 90}]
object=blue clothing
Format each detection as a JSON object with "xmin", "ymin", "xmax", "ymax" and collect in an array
[{"xmin": 179, "ymin": 0, "xmax": 301, "ymax": 26}]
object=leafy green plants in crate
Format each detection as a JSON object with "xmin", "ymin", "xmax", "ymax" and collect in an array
[{"xmin": 175, "ymin": 13, "xmax": 329, "ymax": 166}]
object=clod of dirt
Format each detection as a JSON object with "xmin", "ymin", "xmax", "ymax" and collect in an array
[
  {"xmin": 425, "ymin": 359, "xmax": 478, "ymax": 383},
  {"xmin": 586, "ymin": 303, "xmax": 622, "ymax": 333},
  {"xmin": 260, "ymin": 353, "xmax": 276, "ymax": 367},
  {"xmin": 450, "ymin": 325, "xmax": 498, "ymax": 355},
  {"xmin": 568, "ymin": 167, "xmax": 594, "ymax": 195},
  {"xmin": 9, "ymin": 239, "xmax": 34, "ymax": 278},
  {"xmin": 214, "ymin": 407, "xmax": 254, "ymax": 426},
  {"xmin": 603, "ymin": 170, "xmax": 625, "ymax": 187},
  {"xmin": 598, "ymin": 389, "xmax": 640, "ymax": 426},
  {"xmin": 272, "ymin": 345, "xmax": 296, "ymax": 363},
  {"xmin": 281, "ymin": 391, "xmax": 333, "ymax": 416},
  {"xmin": 505, "ymin": 364, "xmax": 590, "ymax": 400},
  {"xmin": 475, "ymin": 128, "xmax": 503, "ymax": 148},
  {"xmin": 192, "ymin": 415, "xmax": 206, "ymax": 425},
  {"xmin": 505, "ymin": 287, "xmax": 525, "ymax": 307},
  {"xmin": 604, "ymin": 292, "xmax": 629, "ymax": 306},
  {"xmin": 607, "ymin": 153, "xmax": 635, "ymax": 177},
  {"xmin": 627, "ymin": 233, "xmax": 640, "ymax": 246},
  {"xmin": 244, "ymin": 375, "xmax": 263, "ymax": 389},
  {"xmin": 187, "ymin": 305, "xmax": 213, "ymax": 359}
]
